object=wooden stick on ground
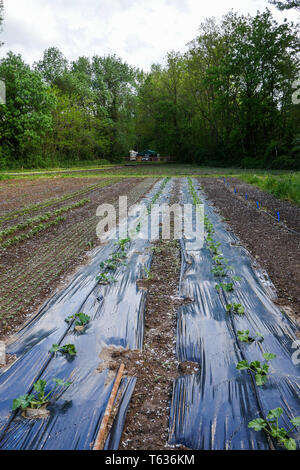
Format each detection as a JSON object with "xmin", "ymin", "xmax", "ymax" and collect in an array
[{"xmin": 93, "ymin": 363, "xmax": 125, "ymax": 450}]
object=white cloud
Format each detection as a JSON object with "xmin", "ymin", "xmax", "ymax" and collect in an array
[{"xmin": 0, "ymin": 0, "xmax": 299, "ymax": 70}]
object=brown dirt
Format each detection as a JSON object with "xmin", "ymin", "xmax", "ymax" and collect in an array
[
  {"xmin": 221, "ymin": 177, "xmax": 300, "ymax": 233},
  {"xmin": 0, "ymin": 177, "xmax": 157, "ymax": 340},
  {"xmin": 115, "ymin": 179, "xmax": 198, "ymax": 451},
  {"xmin": 199, "ymin": 177, "xmax": 300, "ymax": 322},
  {"xmin": 0, "ymin": 176, "xmax": 117, "ymax": 216}
]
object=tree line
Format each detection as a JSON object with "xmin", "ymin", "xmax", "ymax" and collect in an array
[
  {"xmin": 136, "ymin": 9, "xmax": 300, "ymax": 169},
  {"xmin": 0, "ymin": 4, "xmax": 299, "ymax": 169}
]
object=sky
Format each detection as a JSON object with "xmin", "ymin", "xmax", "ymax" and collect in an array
[{"xmin": 0, "ymin": 0, "xmax": 299, "ymax": 70}]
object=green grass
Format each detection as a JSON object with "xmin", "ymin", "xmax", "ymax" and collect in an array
[{"xmin": 238, "ymin": 173, "xmax": 300, "ymax": 206}]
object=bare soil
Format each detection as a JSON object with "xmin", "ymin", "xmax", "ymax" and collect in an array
[
  {"xmin": 222, "ymin": 177, "xmax": 300, "ymax": 233},
  {"xmin": 199, "ymin": 177, "xmax": 300, "ymax": 322},
  {"xmin": 0, "ymin": 178, "xmax": 156, "ymax": 340},
  {"xmin": 0, "ymin": 176, "xmax": 116, "ymax": 216},
  {"xmin": 115, "ymin": 180, "xmax": 198, "ymax": 451}
]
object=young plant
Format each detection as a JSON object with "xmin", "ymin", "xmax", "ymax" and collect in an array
[
  {"xmin": 100, "ymin": 259, "xmax": 118, "ymax": 271},
  {"xmin": 226, "ymin": 303, "xmax": 245, "ymax": 315},
  {"xmin": 211, "ymin": 265, "xmax": 226, "ymax": 278},
  {"xmin": 96, "ymin": 272, "xmax": 117, "ymax": 284},
  {"xmin": 215, "ymin": 282, "xmax": 234, "ymax": 292},
  {"xmin": 144, "ymin": 266, "xmax": 153, "ymax": 280},
  {"xmin": 237, "ymin": 330, "xmax": 264, "ymax": 343},
  {"xmin": 115, "ymin": 237, "xmax": 131, "ymax": 251},
  {"xmin": 236, "ymin": 353, "xmax": 276, "ymax": 386},
  {"xmin": 65, "ymin": 312, "xmax": 90, "ymax": 327},
  {"xmin": 248, "ymin": 408, "xmax": 300, "ymax": 450},
  {"xmin": 50, "ymin": 343, "xmax": 77, "ymax": 356},
  {"xmin": 12, "ymin": 378, "xmax": 72, "ymax": 411}
]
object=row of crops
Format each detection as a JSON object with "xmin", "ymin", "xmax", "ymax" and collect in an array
[
  {"xmin": 0, "ymin": 177, "xmax": 299, "ymax": 450},
  {"xmin": 0, "ymin": 178, "xmax": 172, "ymax": 450},
  {"xmin": 168, "ymin": 178, "xmax": 300, "ymax": 450}
]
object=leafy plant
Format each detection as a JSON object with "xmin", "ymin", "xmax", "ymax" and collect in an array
[
  {"xmin": 215, "ymin": 282, "xmax": 234, "ymax": 292},
  {"xmin": 237, "ymin": 353, "xmax": 276, "ymax": 386},
  {"xmin": 226, "ymin": 303, "xmax": 245, "ymax": 315},
  {"xmin": 96, "ymin": 272, "xmax": 117, "ymax": 284},
  {"xmin": 65, "ymin": 312, "xmax": 90, "ymax": 326},
  {"xmin": 50, "ymin": 343, "xmax": 77, "ymax": 356},
  {"xmin": 115, "ymin": 237, "xmax": 131, "ymax": 251},
  {"xmin": 12, "ymin": 378, "xmax": 72, "ymax": 411},
  {"xmin": 237, "ymin": 330, "xmax": 264, "ymax": 343},
  {"xmin": 144, "ymin": 266, "xmax": 153, "ymax": 280},
  {"xmin": 248, "ymin": 408, "xmax": 300, "ymax": 450}
]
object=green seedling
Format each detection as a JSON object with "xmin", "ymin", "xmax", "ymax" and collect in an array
[
  {"xmin": 211, "ymin": 265, "xmax": 226, "ymax": 277},
  {"xmin": 207, "ymin": 241, "xmax": 221, "ymax": 255},
  {"xmin": 144, "ymin": 266, "xmax": 153, "ymax": 280},
  {"xmin": 96, "ymin": 272, "xmax": 117, "ymax": 284},
  {"xmin": 115, "ymin": 237, "xmax": 131, "ymax": 251},
  {"xmin": 248, "ymin": 408, "xmax": 300, "ymax": 450},
  {"xmin": 100, "ymin": 259, "xmax": 118, "ymax": 270},
  {"xmin": 237, "ymin": 330, "xmax": 264, "ymax": 343},
  {"xmin": 110, "ymin": 251, "xmax": 127, "ymax": 261},
  {"xmin": 226, "ymin": 303, "xmax": 245, "ymax": 315},
  {"xmin": 215, "ymin": 282, "xmax": 234, "ymax": 292},
  {"xmin": 236, "ymin": 353, "xmax": 276, "ymax": 386},
  {"xmin": 213, "ymin": 255, "xmax": 228, "ymax": 265},
  {"xmin": 65, "ymin": 312, "xmax": 90, "ymax": 327},
  {"xmin": 50, "ymin": 343, "xmax": 77, "ymax": 356},
  {"xmin": 12, "ymin": 378, "xmax": 72, "ymax": 411}
]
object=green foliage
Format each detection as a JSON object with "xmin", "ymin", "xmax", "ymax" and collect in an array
[
  {"xmin": 12, "ymin": 378, "xmax": 71, "ymax": 410},
  {"xmin": 237, "ymin": 353, "xmax": 276, "ymax": 386},
  {"xmin": 226, "ymin": 303, "xmax": 245, "ymax": 315},
  {"xmin": 0, "ymin": 52, "xmax": 56, "ymax": 167},
  {"xmin": 65, "ymin": 312, "xmax": 90, "ymax": 326},
  {"xmin": 249, "ymin": 408, "xmax": 300, "ymax": 450},
  {"xmin": 136, "ymin": 10, "xmax": 300, "ymax": 169},
  {"xmin": 0, "ymin": 198, "xmax": 89, "ymax": 246},
  {"xmin": 269, "ymin": 0, "xmax": 300, "ymax": 11},
  {"xmin": 96, "ymin": 272, "xmax": 117, "ymax": 284},
  {"xmin": 50, "ymin": 343, "xmax": 77, "ymax": 356},
  {"xmin": 237, "ymin": 330, "xmax": 264, "ymax": 343},
  {"xmin": 215, "ymin": 282, "xmax": 234, "ymax": 292},
  {"xmin": 239, "ymin": 173, "xmax": 300, "ymax": 206}
]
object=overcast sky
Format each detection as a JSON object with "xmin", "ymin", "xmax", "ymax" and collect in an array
[{"xmin": 0, "ymin": 0, "xmax": 299, "ymax": 70}]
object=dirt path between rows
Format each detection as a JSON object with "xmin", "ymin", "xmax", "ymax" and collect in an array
[
  {"xmin": 199, "ymin": 177, "xmax": 300, "ymax": 325},
  {"xmin": 116, "ymin": 179, "xmax": 198, "ymax": 450}
]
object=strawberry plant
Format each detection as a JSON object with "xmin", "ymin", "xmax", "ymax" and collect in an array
[
  {"xmin": 65, "ymin": 312, "xmax": 90, "ymax": 326},
  {"xmin": 96, "ymin": 272, "xmax": 117, "ymax": 284},
  {"xmin": 237, "ymin": 330, "xmax": 264, "ymax": 343},
  {"xmin": 248, "ymin": 408, "xmax": 300, "ymax": 450},
  {"xmin": 12, "ymin": 378, "xmax": 72, "ymax": 411},
  {"xmin": 236, "ymin": 353, "xmax": 276, "ymax": 386},
  {"xmin": 215, "ymin": 282, "xmax": 234, "ymax": 292},
  {"xmin": 115, "ymin": 237, "xmax": 131, "ymax": 251},
  {"xmin": 50, "ymin": 343, "xmax": 77, "ymax": 356},
  {"xmin": 226, "ymin": 303, "xmax": 245, "ymax": 315}
]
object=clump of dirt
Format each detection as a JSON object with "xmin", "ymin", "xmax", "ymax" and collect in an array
[{"xmin": 0, "ymin": 353, "xmax": 17, "ymax": 370}]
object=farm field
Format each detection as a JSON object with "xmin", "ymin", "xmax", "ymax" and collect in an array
[{"xmin": 0, "ymin": 165, "xmax": 299, "ymax": 451}]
